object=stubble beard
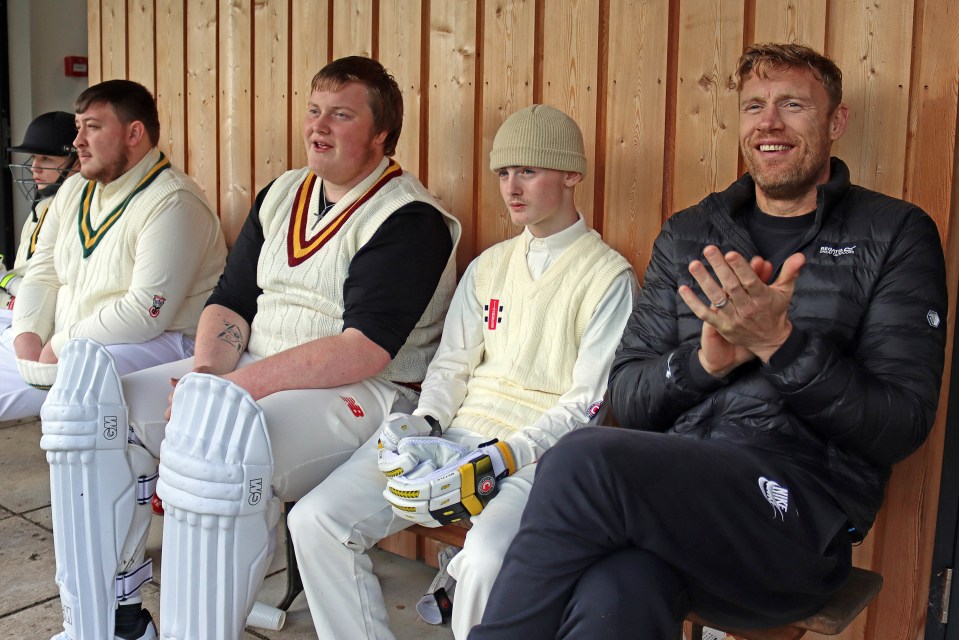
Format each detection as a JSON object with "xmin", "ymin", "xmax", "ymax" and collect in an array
[
  {"xmin": 81, "ymin": 152, "xmax": 130, "ymax": 184},
  {"xmin": 743, "ymin": 140, "xmax": 829, "ymax": 202}
]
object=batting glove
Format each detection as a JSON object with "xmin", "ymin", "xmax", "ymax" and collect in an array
[
  {"xmin": 0, "ymin": 271, "xmax": 20, "ymax": 296},
  {"xmin": 377, "ymin": 413, "xmax": 442, "ymax": 478},
  {"xmin": 384, "ymin": 438, "xmax": 517, "ymax": 527}
]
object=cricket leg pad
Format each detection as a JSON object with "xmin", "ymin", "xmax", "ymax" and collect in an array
[
  {"xmin": 157, "ymin": 373, "xmax": 278, "ymax": 640},
  {"xmin": 41, "ymin": 338, "xmax": 142, "ymax": 639}
]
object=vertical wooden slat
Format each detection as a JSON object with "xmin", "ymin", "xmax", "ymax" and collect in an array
[
  {"xmin": 539, "ymin": 0, "xmax": 600, "ymax": 226},
  {"xmin": 127, "ymin": 0, "xmax": 156, "ymax": 94},
  {"xmin": 827, "ymin": 0, "xmax": 914, "ymax": 198},
  {"xmin": 100, "ymin": 0, "xmax": 127, "ymax": 80},
  {"xmin": 290, "ymin": 0, "xmax": 331, "ymax": 170},
  {"xmin": 186, "ymin": 0, "xmax": 219, "ymax": 211},
  {"xmin": 87, "ymin": 0, "xmax": 102, "ymax": 86},
  {"xmin": 812, "ymin": 0, "xmax": 920, "ymax": 603},
  {"xmin": 378, "ymin": 1, "xmax": 423, "ymax": 174},
  {"xmin": 816, "ymin": 4, "xmax": 932, "ymax": 639},
  {"xmin": 870, "ymin": 2, "xmax": 959, "ymax": 638},
  {"xmin": 428, "ymin": 0, "xmax": 478, "ymax": 273},
  {"xmin": 333, "ymin": 0, "xmax": 373, "ymax": 58},
  {"xmin": 253, "ymin": 0, "xmax": 289, "ymax": 197},
  {"xmin": 219, "ymin": 0, "xmax": 252, "ymax": 244},
  {"xmin": 904, "ymin": 2, "xmax": 959, "ymax": 230},
  {"xmin": 155, "ymin": 0, "xmax": 186, "ymax": 166},
  {"xmin": 751, "ymin": 0, "xmax": 827, "ymax": 50},
  {"xmin": 671, "ymin": 0, "xmax": 745, "ymax": 213},
  {"xmin": 480, "ymin": 0, "xmax": 536, "ymax": 251},
  {"xmin": 604, "ymin": 0, "xmax": 669, "ymax": 279}
]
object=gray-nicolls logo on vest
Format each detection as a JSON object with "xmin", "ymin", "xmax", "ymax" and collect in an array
[
  {"xmin": 103, "ymin": 415, "xmax": 118, "ymax": 440},
  {"xmin": 928, "ymin": 310, "xmax": 941, "ymax": 328},
  {"xmin": 249, "ymin": 477, "xmax": 263, "ymax": 506}
]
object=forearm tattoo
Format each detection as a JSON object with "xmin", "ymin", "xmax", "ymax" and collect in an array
[{"xmin": 217, "ymin": 322, "xmax": 244, "ymax": 353}]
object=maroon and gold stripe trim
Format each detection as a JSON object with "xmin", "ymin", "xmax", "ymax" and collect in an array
[{"xmin": 287, "ymin": 159, "xmax": 402, "ymax": 267}]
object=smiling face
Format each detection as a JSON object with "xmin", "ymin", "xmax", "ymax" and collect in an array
[
  {"xmin": 74, "ymin": 102, "xmax": 135, "ymax": 184},
  {"xmin": 739, "ymin": 65, "xmax": 847, "ymax": 214},
  {"xmin": 498, "ymin": 166, "xmax": 582, "ymax": 238},
  {"xmin": 302, "ymin": 81, "xmax": 388, "ymax": 201}
]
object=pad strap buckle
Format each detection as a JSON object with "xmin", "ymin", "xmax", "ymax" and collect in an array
[
  {"xmin": 115, "ymin": 559, "xmax": 153, "ymax": 602},
  {"xmin": 136, "ymin": 472, "xmax": 158, "ymax": 505}
]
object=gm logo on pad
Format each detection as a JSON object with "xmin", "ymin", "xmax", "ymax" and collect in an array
[{"xmin": 249, "ymin": 478, "xmax": 263, "ymax": 505}]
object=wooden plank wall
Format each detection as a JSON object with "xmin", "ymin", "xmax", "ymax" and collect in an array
[{"xmin": 88, "ymin": 1, "xmax": 959, "ymax": 638}]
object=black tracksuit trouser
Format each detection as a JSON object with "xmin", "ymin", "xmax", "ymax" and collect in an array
[{"xmin": 469, "ymin": 427, "xmax": 852, "ymax": 640}]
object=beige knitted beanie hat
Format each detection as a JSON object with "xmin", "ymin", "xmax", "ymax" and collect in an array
[{"xmin": 489, "ymin": 104, "xmax": 587, "ymax": 175}]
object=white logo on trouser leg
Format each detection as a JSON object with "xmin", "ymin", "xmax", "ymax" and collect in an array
[{"xmin": 758, "ymin": 477, "xmax": 789, "ymax": 519}]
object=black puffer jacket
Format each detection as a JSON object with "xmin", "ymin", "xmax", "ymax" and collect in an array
[{"xmin": 609, "ymin": 158, "xmax": 948, "ymax": 535}]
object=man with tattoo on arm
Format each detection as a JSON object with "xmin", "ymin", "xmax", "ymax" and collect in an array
[{"xmin": 40, "ymin": 56, "xmax": 460, "ymax": 640}]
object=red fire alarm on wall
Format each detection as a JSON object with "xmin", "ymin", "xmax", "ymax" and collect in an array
[{"xmin": 64, "ymin": 56, "xmax": 88, "ymax": 77}]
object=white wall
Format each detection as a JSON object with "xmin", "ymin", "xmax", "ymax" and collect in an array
[{"xmin": 6, "ymin": 0, "xmax": 87, "ymax": 256}]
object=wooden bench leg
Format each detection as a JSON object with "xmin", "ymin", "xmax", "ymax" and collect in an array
[
  {"xmin": 690, "ymin": 621, "xmax": 705, "ymax": 640},
  {"xmin": 675, "ymin": 621, "xmax": 704, "ymax": 640},
  {"xmin": 277, "ymin": 502, "xmax": 303, "ymax": 611}
]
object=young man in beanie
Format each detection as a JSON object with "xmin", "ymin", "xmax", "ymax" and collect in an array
[
  {"xmin": 2, "ymin": 111, "xmax": 79, "ymax": 317},
  {"xmin": 287, "ymin": 104, "xmax": 636, "ymax": 639}
]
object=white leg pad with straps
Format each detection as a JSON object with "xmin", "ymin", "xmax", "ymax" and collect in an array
[
  {"xmin": 41, "ymin": 338, "xmax": 147, "ymax": 640},
  {"xmin": 157, "ymin": 373, "xmax": 278, "ymax": 640}
]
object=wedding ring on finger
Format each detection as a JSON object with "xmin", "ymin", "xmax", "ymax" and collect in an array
[{"xmin": 712, "ymin": 295, "xmax": 729, "ymax": 309}]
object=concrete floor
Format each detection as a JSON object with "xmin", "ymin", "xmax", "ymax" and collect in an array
[{"xmin": 0, "ymin": 418, "xmax": 454, "ymax": 640}]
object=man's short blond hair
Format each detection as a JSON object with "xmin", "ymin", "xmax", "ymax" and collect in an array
[{"xmin": 736, "ymin": 43, "xmax": 843, "ymax": 111}]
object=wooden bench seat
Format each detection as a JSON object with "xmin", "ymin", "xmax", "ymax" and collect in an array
[
  {"xmin": 283, "ymin": 517, "xmax": 882, "ymax": 640},
  {"xmin": 408, "ymin": 522, "xmax": 469, "ymax": 547},
  {"xmin": 407, "ymin": 523, "xmax": 882, "ymax": 640},
  {"xmin": 685, "ymin": 566, "xmax": 883, "ymax": 639}
]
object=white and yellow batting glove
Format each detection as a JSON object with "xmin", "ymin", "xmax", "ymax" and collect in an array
[
  {"xmin": 377, "ymin": 413, "xmax": 442, "ymax": 478},
  {"xmin": 384, "ymin": 438, "xmax": 517, "ymax": 527}
]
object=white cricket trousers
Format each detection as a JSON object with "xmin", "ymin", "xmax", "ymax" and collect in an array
[
  {"xmin": 288, "ymin": 427, "xmax": 536, "ymax": 640},
  {"xmin": 0, "ymin": 324, "xmax": 194, "ymax": 421},
  {"xmin": 122, "ymin": 352, "xmax": 416, "ymax": 502}
]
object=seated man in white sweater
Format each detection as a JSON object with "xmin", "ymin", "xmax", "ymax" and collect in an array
[
  {"xmin": 287, "ymin": 104, "xmax": 637, "ymax": 640},
  {"xmin": 39, "ymin": 57, "xmax": 460, "ymax": 640},
  {"xmin": 2, "ymin": 111, "xmax": 80, "ymax": 319},
  {"xmin": 0, "ymin": 80, "xmax": 226, "ymax": 421}
]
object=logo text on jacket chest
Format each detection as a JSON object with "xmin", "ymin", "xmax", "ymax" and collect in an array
[{"xmin": 819, "ymin": 245, "xmax": 856, "ymax": 257}]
